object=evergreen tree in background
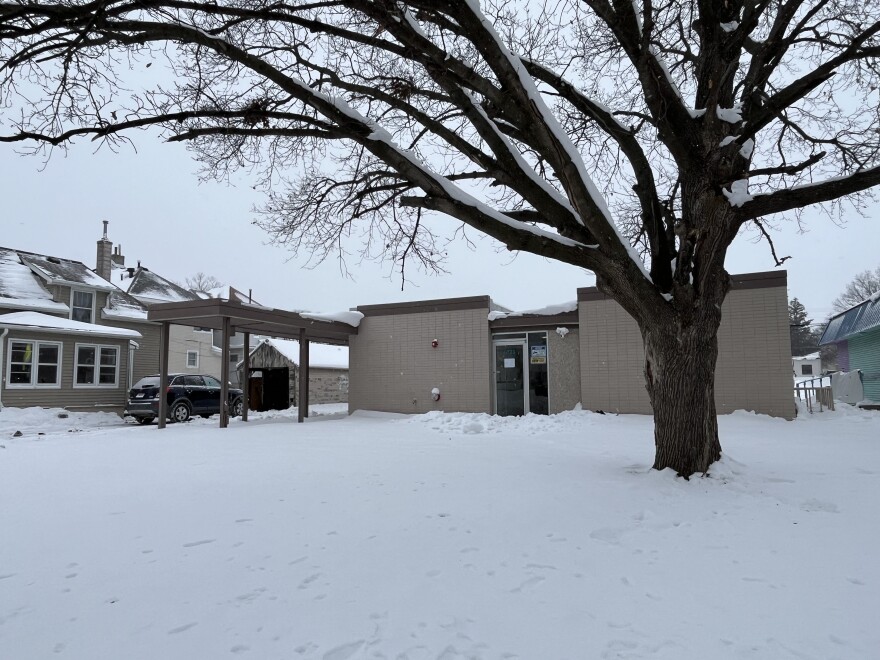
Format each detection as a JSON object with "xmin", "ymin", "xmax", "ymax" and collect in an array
[{"xmin": 789, "ymin": 298, "xmax": 819, "ymax": 357}]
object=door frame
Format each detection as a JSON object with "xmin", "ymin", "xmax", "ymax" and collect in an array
[{"xmin": 493, "ymin": 337, "xmax": 530, "ymax": 415}]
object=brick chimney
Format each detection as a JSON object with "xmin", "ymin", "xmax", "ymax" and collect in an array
[{"xmin": 96, "ymin": 220, "xmax": 113, "ymax": 281}]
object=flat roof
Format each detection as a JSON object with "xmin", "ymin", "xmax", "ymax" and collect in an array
[{"xmin": 146, "ymin": 299, "xmax": 357, "ymax": 345}]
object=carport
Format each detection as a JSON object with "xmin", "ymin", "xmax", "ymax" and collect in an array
[{"xmin": 146, "ymin": 299, "xmax": 357, "ymax": 428}]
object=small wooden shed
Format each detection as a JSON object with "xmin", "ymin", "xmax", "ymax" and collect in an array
[{"xmin": 240, "ymin": 337, "xmax": 349, "ymax": 411}]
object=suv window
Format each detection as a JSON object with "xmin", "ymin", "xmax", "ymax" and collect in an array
[
  {"xmin": 133, "ymin": 376, "xmax": 160, "ymax": 388},
  {"xmin": 203, "ymin": 375, "xmax": 221, "ymax": 388},
  {"xmin": 170, "ymin": 375, "xmax": 185, "ymax": 386},
  {"xmin": 184, "ymin": 375, "xmax": 206, "ymax": 387}
]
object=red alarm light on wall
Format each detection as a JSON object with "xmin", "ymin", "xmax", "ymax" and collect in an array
[{"xmin": 431, "ymin": 338, "xmax": 439, "ymax": 348}]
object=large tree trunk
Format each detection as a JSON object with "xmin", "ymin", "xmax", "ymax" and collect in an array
[{"xmin": 642, "ymin": 308, "xmax": 724, "ymax": 477}]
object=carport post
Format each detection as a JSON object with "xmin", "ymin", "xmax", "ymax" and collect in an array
[
  {"xmin": 157, "ymin": 322, "xmax": 170, "ymax": 429},
  {"xmin": 297, "ymin": 328, "xmax": 307, "ymax": 423},
  {"xmin": 220, "ymin": 316, "xmax": 230, "ymax": 429},
  {"xmin": 241, "ymin": 332, "xmax": 250, "ymax": 422},
  {"xmin": 303, "ymin": 338, "xmax": 310, "ymax": 418}
]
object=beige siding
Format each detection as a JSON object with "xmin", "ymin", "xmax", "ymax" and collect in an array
[
  {"xmin": 107, "ymin": 320, "xmax": 161, "ymax": 383},
  {"xmin": 578, "ymin": 285, "xmax": 795, "ymax": 419},
  {"xmin": 1, "ymin": 329, "xmax": 131, "ymax": 414},
  {"xmin": 548, "ymin": 327, "xmax": 581, "ymax": 414},
  {"xmin": 168, "ymin": 326, "xmax": 222, "ymax": 379},
  {"xmin": 349, "ymin": 308, "xmax": 491, "ymax": 414}
]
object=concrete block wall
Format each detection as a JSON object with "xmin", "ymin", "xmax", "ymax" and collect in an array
[
  {"xmin": 715, "ymin": 284, "xmax": 795, "ymax": 418},
  {"xmin": 578, "ymin": 299, "xmax": 650, "ymax": 413},
  {"xmin": 578, "ymin": 271, "xmax": 795, "ymax": 419},
  {"xmin": 547, "ymin": 326, "xmax": 581, "ymax": 413},
  {"xmin": 349, "ymin": 298, "xmax": 492, "ymax": 414}
]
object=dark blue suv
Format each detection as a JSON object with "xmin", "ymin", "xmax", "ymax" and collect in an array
[{"xmin": 125, "ymin": 374, "xmax": 244, "ymax": 424}]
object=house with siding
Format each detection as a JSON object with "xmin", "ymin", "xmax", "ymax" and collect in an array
[
  {"xmin": 792, "ymin": 352, "xmax": 822, "ymax": 378},
  {"xmin": 0, "ymin": 239, "xmax": 152, "ymax": 414},
  {"xmin": 819, "ymin": 292, "xmax": 880, "ymax": 405},
  {"xmin": 117, "ymin": 266, "xmax": 256, "ymax": 386},
  {"xmin": 348, "ymin": 271, "xmax": 796, "ymax": 419}
]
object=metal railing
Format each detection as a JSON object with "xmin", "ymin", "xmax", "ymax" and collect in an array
[{"xmin": 794, "ymin": 374, "xmax": 835, "ymax": 413}]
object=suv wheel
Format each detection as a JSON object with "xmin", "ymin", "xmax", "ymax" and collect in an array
[
  {"xmin": 231, "ymin": 398, "xmax": 243, "ymax": 417},
  {"xmin": 170, "ymin": 402, "xmax": 191, "ymax": 423}
]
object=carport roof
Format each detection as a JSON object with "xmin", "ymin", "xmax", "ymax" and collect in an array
[{"xmin": 146, "ymin": 298, "xmax": 359, "ymax": 345}]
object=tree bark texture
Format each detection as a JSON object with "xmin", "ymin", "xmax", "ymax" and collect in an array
[{"xmin": 641, "ymin": 307, "xmax": 724, "ymax": 477}]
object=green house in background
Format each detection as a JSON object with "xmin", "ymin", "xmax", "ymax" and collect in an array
[{"xmin": 820, "ymin": 293, "xmax": 880, "ymax": 404}]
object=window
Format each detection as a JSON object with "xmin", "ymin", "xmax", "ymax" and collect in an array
[
  {"xmin": 6, "ymin": 339, "xmax": 61, "ymax": 387},
  {"xmin": 70, "ymin": 290, "xmax": 95, "ymax": 323},
  {"xmin": 229, "ymin": 353, "xmax": 240, "ymax": 363},
  {"xmin": 184, "ymin": 375, "xmax": 205, "ymax": 387},
  {"xmin": 74, "ymin": 344, "xmax": 119, "ymax": 387},
  {"xmin": 186, "ymin": 350, "xmax": 199, "ymax": 368},
  {"xmin": 194, "ymin": 327, "xmax": 213, "ymax": 333},
  {"xmin": 802, "ymin": 364, "xmax": 814, "ymax": 375},
  {"xmin": 204, "ymin": 375, "xmax": 221, "ymax": 388}
]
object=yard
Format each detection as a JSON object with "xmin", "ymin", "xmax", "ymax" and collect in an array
[{"xmin": 1, "ymin": 404, "xmax": 877, "ymax": 659}]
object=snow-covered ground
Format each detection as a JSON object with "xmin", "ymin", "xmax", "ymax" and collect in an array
[{"xmin": 1, "ymin": 403, "xmax": 878, "ymax": 659}]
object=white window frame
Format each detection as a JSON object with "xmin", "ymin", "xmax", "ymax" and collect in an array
[
  {"xmin": 73, "ymin": 343, "xmax": 120, "ymax": 388},
  {"xmin": 186, "ymin": 350, "xmax": 199, "ymax": 368},
  {"xmin": 70, "ymin": 289, "xmax": 96, "ymax": 324},
  {"xmin": 5, "ymin": 338, "xmax": 63, "ymax": 389}
]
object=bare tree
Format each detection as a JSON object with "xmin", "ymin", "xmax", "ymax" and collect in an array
[
  {"xmin": 832, "ymin": 267, "xmax": 880, "ymax": 313},
  {"xmin": 2, "ymin": 1, "xmax": 880, "ymax": 476},
  {"xmin": 186, "ymin": 272, "xmax": 223, "ymax": 295}
]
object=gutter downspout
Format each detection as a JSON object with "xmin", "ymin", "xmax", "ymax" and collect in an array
[
  {"xmin": 0, "ymin": 328, "xmax": 8, "ymax": 410},
  {"xmin": 128, "ymin": 340, "xmax": 140, "ymax": 392}
]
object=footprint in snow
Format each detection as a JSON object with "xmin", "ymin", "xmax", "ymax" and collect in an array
[
  {"xmin": 510, "ymin": 576, "xmax": 545, "ymax": 593},
  {"xmin": 298, "ymin": 573, "xmax": 321, "ymax": 589},
  {"xmin": 182, "ymin": 539, "xmax": 216, "ymax": 548},
  {"xmin": 800, "ymin": 499, "xmax": 839, "ymax": 513},
  {"xmin": 167, "ymin": 622, "xmax": 198, "ymax": 635},
  {"xmin": 321, "ymin": 640, "xmax": 364, "ymax": 660}
]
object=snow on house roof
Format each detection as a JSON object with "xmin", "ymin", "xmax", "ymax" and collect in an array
[
  {"xmin": 102, "ymin": 289, "xmax": 150, "ymax": 321},
  {"xmin": 122, "ymin": 268, "xmax": 202, "ymax": 304},
  {"xmin": 488, "ymin": 300, "xmax": 578, "ymax": 321},
  {"xmin": 248, "ymin": 337, "xmax": 348, "ymax": 369},
  {"xmin": 0, "ymin": 248, "xmax": 71, "ymax": 314},
  {"xmin": 19, "ymin": 251, "xmax": 114, "ymax": 290},
  {"xmin": 0, "ymin": 311, "xmax": 142, "ymax": 338},
  {"xmin": 792, "ymin": 352, "xmax": 820, "ymax": 361}
]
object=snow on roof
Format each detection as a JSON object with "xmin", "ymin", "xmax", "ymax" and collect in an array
[
  {"xmin": 249, "ymin": 337, "xmax": 348, "ymax": 369},
  {"xmin": 0, "ymin": 248, "xmax": 73, "ymax": 314},
  {"xmin": 0, "ymin": 311, "xmax": 142, "ymax": 338},
  {"xmin": 123, "ymin": 268, "xmax": 202, "ymax": 304},
  {"xmin": 488, "ymin": 300, "xmax": 578, "ymax": 321},
  {"xmin": 792, "ymin": 352, "xmax": 820, "ymax": 361},
  {"xmin": 300, "ymin": 310, "xmax": 364, "ymax": 327},
  {"xmin": 204, "ymin": 285, "xmax": 258, "ymax": 304},
  {"xmin": 102, "ymin": 290, "xmax": 149, "ymax": 321},
  {"xmin": 2, "ymin": 248, "xmax": 114, "ymax": 291}
]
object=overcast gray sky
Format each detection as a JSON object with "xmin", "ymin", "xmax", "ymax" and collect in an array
[{"xmin": 2, "ymin": 134, "xmax": 876, "ymax": 323}]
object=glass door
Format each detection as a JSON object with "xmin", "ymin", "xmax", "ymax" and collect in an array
[{"xmin": 494, "ymin": 340, "xmax": 528, "ymax": 416}]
